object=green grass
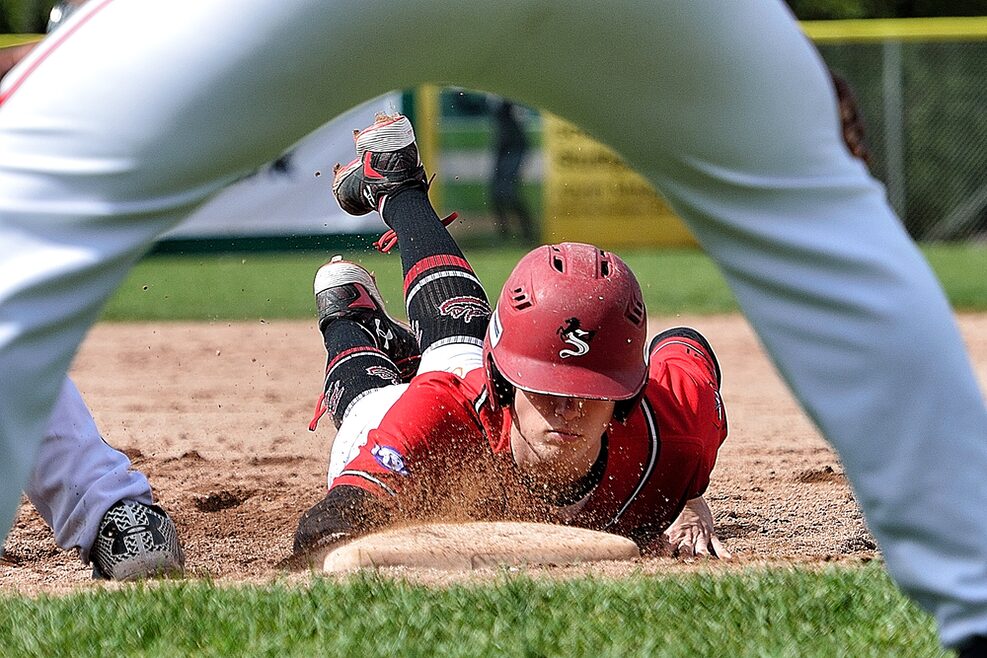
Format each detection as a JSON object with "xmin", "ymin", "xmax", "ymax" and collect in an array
[
  {"xmin": 0, "ymin": 564, "xmax": 944, "ymax": 657},
  {"xmin": 0, "ymin": 34, "xmax": 41, "ymax": 47},
  {"xmin": 922, "ymin": 243, "xmax": 987, "ymax": 311},
  {"xmin": 100, "ymin": 243, "xmax": 987, "ymax": 322}
]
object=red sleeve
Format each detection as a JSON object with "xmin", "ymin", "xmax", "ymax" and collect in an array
[
  {"xmin": 647, "ymin": 337, "xmax": 726, "ymax": 500},
  {"xmin": 330, "ymin": 372, "xmax": 486, "ymax": 498}
]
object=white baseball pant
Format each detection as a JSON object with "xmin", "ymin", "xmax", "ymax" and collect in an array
[
  {"xmin": 25, "ymin": 378, "xmax": 153, "ymax": 563},
  {"xmin": 0, "ymin": 0, "xmax": 984, "ymax": 647}
]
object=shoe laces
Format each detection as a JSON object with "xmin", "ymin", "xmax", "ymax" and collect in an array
[
  {"xmin": 309, "ymin": 389, "xmax": 328, "ymax": 431},
  {"xmin": 373, "ymin": 211, "xmax": 459, "ymax": 253}
]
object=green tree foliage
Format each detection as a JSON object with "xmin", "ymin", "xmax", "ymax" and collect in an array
[
  {"xmin": 785, "ymin": 0, "xmax": 987, "ymax": 19},
  {"xmin": 0, "ymin": 0, "xmax": 58, "ymax": 33}
]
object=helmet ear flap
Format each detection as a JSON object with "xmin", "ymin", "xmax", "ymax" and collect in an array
[
  {"xmin": 613, "ymin": 390, "xmax": 643, "ymax": 423},
  {"xmin": 485, "ymin": 353, "xmax": 515, "ymax": 411}
]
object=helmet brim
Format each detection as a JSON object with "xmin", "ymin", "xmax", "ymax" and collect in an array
[{"xmin": 492, "ymin": 350, "xmax": 645, "ymax": 401}]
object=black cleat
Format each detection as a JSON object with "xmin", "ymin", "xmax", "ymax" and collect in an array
[
  {"xmin": 331, "ymin": 113, "xmax": 429, "ymax": 218},
  {"xmin": 314, "ymin": 255, "xmax": 420, "ymax": 381},
  {"xmin": 91, "ymin": 500, "xmax": 184, "ymax": 581}
]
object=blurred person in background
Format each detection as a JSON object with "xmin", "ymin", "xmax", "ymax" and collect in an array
[{"xmin": 490, "ymin": 98, "xmax": 535, "ymax": 243}]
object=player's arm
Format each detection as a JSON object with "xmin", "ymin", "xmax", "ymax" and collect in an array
[
  {"xmin": 292, "ymin": 484, "xmax": 393, "ymax": 563},
  {"xmin": 644, "ymin": 328, "xmax": 730, "ymax": 558},
  {"xmin": 291, "ymin": 373, "xmax": 483, "ymax": 563}
]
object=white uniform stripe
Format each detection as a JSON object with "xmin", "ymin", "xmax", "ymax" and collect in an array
[
  {"xmin": 405, "ymin": 270, "xmax": 482, "ymax": 310},
  {"xmin": 604, "ymin": 399, "xmax": 658, "ymax": 530},
  {"xmin": 337, "ymin": 470, "xmax": 397, "ymax": 497},
  {"xmin": 422, "ymin": 336, "xmax": 485, "ymax": 353},
  {"xmin": 473, "ymin": 388, "xmax": 488, "ymax": 415}
]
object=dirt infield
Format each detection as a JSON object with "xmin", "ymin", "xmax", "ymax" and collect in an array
[{"xmin": 3, "ymin": 313, "xmax": 985, "ymax": 593}]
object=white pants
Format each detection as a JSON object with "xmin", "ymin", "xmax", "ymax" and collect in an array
[
  {"xmin": 327, "ymin": 343, "xmax": 482, "ymax": 486},
  {"xmin": 0, "ymin": 0, "xmax": 984, "ymax": 646},
  {"xmin": 24, "ymin": 378, "xmax": 152, "ymax": 563}
]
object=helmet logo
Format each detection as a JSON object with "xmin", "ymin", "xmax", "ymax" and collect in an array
[{"xmin": 558, "ymin": 317, "xmax": 594, "ymax": 358}]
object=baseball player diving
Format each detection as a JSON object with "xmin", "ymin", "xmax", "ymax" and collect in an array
[
  {"xmin": 0, "ymin": 1, "xmax": 985, "ymax": 653},
  {"xmin": 293, "ymin": 115, "xmax": 730, "ymax": 559}
]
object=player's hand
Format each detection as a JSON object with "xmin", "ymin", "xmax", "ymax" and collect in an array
[
  {"xmin": 281, "ymin": 485, "xmax": 391, "ymax": 570},
  {"xmin": 662, "ymin": 496, "xmax": 731, "ymax": 560}
]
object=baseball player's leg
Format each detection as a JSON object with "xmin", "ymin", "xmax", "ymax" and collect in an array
[
  {"xmin": 311, "ymin": 317, "xmax": 405, "ymax": 431},
  {"xmin": 298, "ymin": 381, "xmax": 408, "ymax": 558},
  {"xmin": 304, "ymin": 260, "xmax": 414, "ymax": 554},
  {"xmin": 26, "ymin": 378, "xmax": 152, "ymax": 554},
  {"xmin": 297, "ymin": 413, "xmax": 397, "ymax": 559},
  {"xmin": 384, "ymin": 189, "xmax": 491, "ymax": 356},
  {"xmin": 24, "ymin": 377, "xmax": 183, "ymax": 579},
  {"xmin": 0, "ymin": 0, "xmax": 982, "ymax": 646},
  {"xmin": 331, "ymin": 115, "xmax": 491, "ymax": 360},
  {"xmin": 605, "ymin": 6, "xmax": 987, "ymax": 647},
  {"xmin": 0, "ymin": 0, "xmax": 408, "ymax": 541}
]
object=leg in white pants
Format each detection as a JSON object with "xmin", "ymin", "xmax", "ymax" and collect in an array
[
  {"xmin": 0, "ymin": 0, "xmax": 984, "ymax": 647},
  {"xmin": 24, "ymin": 378, "xmax": 153, "ymax": 563}
]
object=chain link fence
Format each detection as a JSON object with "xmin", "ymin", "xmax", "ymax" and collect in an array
[
  {"xmin": 430, "ymin": 22, "xmax": 987, "ymax": 245},
  {"xmin": 817, "ymin": 35, "xmax": 987, "ymax": 241}
]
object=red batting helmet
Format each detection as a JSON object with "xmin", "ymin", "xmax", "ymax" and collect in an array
[{"xmin": 483, "ymin": 243, "xmax": 648, "ymax": 409}]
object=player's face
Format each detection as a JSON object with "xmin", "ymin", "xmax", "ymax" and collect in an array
[{"xmin": 509, "ymin": 389, "xmax": 614, "ymax": 486}]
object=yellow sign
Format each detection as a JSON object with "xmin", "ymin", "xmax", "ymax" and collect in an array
[{"xmin": 541, "ymin": 115, "xmax": 695, "ymax": 248}]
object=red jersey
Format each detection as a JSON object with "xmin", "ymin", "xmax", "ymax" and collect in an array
[{"xmin": 330, "ymin": 333, "xmax": 726, "ymax": 539}]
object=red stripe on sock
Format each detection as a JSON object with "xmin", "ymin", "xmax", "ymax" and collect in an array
[
  {"xmin": 403, "ymin": 255, "xmax": 472, "ymax": 294},
  {"xmin": 325, "ymin": 345, "xmax": 387, "ymax": 373}
]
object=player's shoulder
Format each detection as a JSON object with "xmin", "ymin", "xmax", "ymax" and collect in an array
[
  {"xmin": 408, "ymin": 366, "xmax": 486, "ymax": 398},
  {"xmin": 636, "ymin": 362, "xmax": 726, "ymax": 443}
]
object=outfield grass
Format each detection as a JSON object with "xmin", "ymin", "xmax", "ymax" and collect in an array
[
  {"xmin": 100, "ymin": 243, "xmax": 987, "ymax": 322},
  {"xmin": 0, "ymin": 564, "xmax": 944, "ymax": 657}
]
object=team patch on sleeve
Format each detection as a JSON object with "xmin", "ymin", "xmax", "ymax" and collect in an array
[{"xmin": 371, "ymin": 443, "xmax": 410, "ymax": 476}]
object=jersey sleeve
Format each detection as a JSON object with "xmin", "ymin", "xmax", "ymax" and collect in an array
[
  {"xmin": 329, "ymin": 371, "xmax": 486, "ymax": 499},
  {"xmin": 647, "ymin": 333, "xmax": 727, "ymax": 500}
]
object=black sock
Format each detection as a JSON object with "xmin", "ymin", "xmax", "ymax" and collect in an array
[
  {"xmin": 321, "ymin": 320, "xmax": 401, "ymax": 428},
  {"xmin": 381, "ymin": 188, "xmax": 491, "ymax": 351},
  {"xmin": 381, "ymin": 187, "xmax": 466, "ymax": 274}
]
